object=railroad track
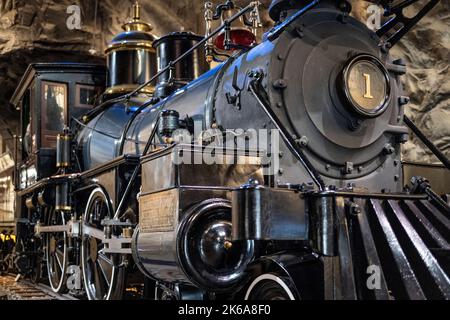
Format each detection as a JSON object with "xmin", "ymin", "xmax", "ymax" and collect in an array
[{"xmin": 0, "ymin": 274, "xmax": 78, "ymax": 300}]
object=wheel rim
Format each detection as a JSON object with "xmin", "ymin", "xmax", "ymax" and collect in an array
[
  {"xmin": 245, "ymin": 274, "xmax": 296, "ymax": 300},
  {"xmin": 81, "ymin": 188, "xmax": 123, "ymax": 300},
  {"xmin": 46, "ymin": 209, "xmax": 67, "ymax": 292}
]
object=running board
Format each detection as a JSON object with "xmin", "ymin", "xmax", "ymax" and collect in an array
[{"xmin": 321, "ymin": 195, "xmax": 450, "ymax": 300}]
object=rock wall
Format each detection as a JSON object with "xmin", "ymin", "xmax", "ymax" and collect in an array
[
  {"xmin": 0, "ymin": 0, "xmax": 448, "ymax": 164},
  {"xmin": 353, "ymin": 1, "xmax": 450, "ymax": 163}
]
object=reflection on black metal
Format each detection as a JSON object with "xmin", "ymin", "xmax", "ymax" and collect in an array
[
  {"xmin": 334, "ymin": 197, "xmax": 357, "ymax": 300},
  {"xmin": 352, "ymin": 199, "xmax": 391, "ymax": 300},
  {"xmin": 386, "ymin": 200, "xmax": 450, "ymax": 299},
  {"xmin": 370, "ymin": 199, "xmax": 426, "ymax": 300}
]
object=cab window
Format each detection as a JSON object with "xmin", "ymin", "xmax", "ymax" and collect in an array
[
  {"xmin": 73, "ymin": 84, "xmax": 100, "ymax": 119},
  {"xmin": 21, "ymin": 86, "xmax": 36, "ymax": 159},
  {"xmin": 77, "ymin": 85, "xmax": 97, "ymax": 106},
  {"xmin": 41, "ymin": 81, "xmax": 67, "ymax": 148}
]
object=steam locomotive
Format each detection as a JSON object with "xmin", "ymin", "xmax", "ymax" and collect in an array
[{"xmin": 5, "ymin": 0, "xmax": 450, "ymax": 300}]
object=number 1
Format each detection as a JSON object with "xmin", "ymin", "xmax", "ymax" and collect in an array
[{"xmin": 363, "ymin": 73, "xmax": 374, "ymax": 99}]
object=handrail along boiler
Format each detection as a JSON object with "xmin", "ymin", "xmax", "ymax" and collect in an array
[{"xmin": 6, "ymin": 0, "xmax": 450, "ymax": 300}]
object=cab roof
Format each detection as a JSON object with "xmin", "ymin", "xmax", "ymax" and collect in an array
[{"xmin": 10, "ymin": 63, "xmax": 106, "ymax": 109}]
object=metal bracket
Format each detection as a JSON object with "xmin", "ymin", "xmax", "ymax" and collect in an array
[
  {"xmin": 376, "ymin": 0, "xmax": 440, "ymax": 48},
  {"xmin": 101, "ymin": 218, "xmax": 134, "ymax": 227},
  {"xmin": 225, "ymin": 66, "xmax": 242, "ymax": 109},
  {"xmin": 213, "ymin": 0, "xmax": 235, "ymax": 20},
  {"xmin": 410, "ymin": 176, "xmax": 450, "ymax": 213},
  {"xmin": 82, "ymin": 222, "xmax": 132, "ymax": 255},
  {"xmin": 102, "ymin": 238, "xmax": 132, "ymax": 255}
]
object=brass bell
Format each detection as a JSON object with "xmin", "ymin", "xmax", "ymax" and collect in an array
[{"xmin": 213, "ymin": 6, "xmax": 257, "ymax": 51}]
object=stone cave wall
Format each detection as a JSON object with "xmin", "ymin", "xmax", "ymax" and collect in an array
[
  {"xmin": 0, "ymin": 0, "xmax": 448, "ymax": 164},
  {"xmin": 353, "ymin": 1, "xmax": 450, "ymax": 163}
]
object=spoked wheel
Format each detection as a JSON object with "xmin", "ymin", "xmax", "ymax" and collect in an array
[
  {"xmin": 45, "ymin": 209, "xmax": 68, "ymax": 293},
  {"xmin": 245, "ymin": 273, "xmax": 297, "ymax": 300},
  {"xmin": 81, "ymin": 188, "xmax": 125, "ymax": 300},
  {"xmin": 30, "ymin": 250, "xmax": 44, "ymax": 284}
]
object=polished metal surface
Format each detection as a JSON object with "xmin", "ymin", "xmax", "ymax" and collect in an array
[
  {"xmin": 371, "ymin": 198, "xmax": 450, "ymax": 299},
  {"xmin": 176, "ymin": 198, "xmax": 254, "ymax": 291},
  {"xmin": 370, "ymin": 199, "xmax": 426, "ymax": 299},
  {"xmin": 153, "ymin": 32, "xmax": 209, "ymax": 98},
  {"xmin": 352, "ymin": 198, "xmax": 391, "ymax": 300},
  {"xmin": 140, "ymin": 145, "xmax": 263, "ymax": 195},
  {"xmin": 106, "ymin": 49, "xmax": 157, "ymax": 95},
  {"xmin": 232, "ymin": 180, "xmax": 307, "ymax": 241},
  {"xmin": 55, "ymin": 182, "xmax": 70, "ymax": 211},
  {"xmin": 10, "ymin": 0, "xmax": 448, "ymax": 301},
  {"xmin": 56, "ymin": 133, "xmax": 70, "ymax": 168},
  {"xmin": 104, "ymin": 2, "xmax": 157, "ymax": 95},
  {"xmin": 133, "ymin": 147, "xmax": 262, "ymax": 286},
  {"xmin": 334, "ymin": 197, "xmax": 357, "ymax": 300},
  {"xmin": 310, "ymin": 196, "xmax": 335, "ymax": 256}
]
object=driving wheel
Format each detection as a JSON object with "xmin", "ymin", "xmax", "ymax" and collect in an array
[
  {"xmin": 45, "ymin": 208, "xmax": 68, "ymax": 292},
  {"xmin": 81, "ymin": 188, "xmax": 125, "ymax": 300}
]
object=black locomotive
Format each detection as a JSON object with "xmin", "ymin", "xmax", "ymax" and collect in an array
[{"xmin": 5, "ymin": 0, "xmax": 450, "ymax": 300}]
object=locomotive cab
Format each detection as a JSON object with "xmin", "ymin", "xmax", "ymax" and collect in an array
[{"xmin": 10, "ymin": 63, "xmax": 107, "ymax": 190}]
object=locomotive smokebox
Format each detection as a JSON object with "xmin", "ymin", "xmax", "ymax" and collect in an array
[
  {"xmin": 153, "ymin": 32, "xmax": 209, "ymax": 98},
  {"xmin": 105, "ymin": 2, "xmax": 157, "ymax": 97}
]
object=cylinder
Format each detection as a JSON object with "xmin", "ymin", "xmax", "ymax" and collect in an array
[
  {"xmin": 55, "ymin": 182, "xmax": 71, "ymax": 212},
  {"xmin": 56, "ymin": 133, "xmax": 70, "ymax": 168},
  {"xmin": 232, "ymin": 181, "xmax": 264, "ymax": 240},
  {"xmin": 153, "ymin": 32, "xmax": 209, "ymax": 98},
  {"xmin": 106, "ymin": 43, "xmax": 157, "ymax": 95},
  {"xmin": 232, "ymin": 180, "xmax": 308, "ymax": 241},
  {"xmin": 311, "ymin": 197, "xmax": 336, "ymax": 256},
  {"xmin": 158, "ymin": 110, "xmax": 180, "ymax": 137}
]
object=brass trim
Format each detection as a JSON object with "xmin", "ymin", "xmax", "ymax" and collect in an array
[
  {"xmin": 123, "ymin": 21, "xmax": 153, "ymax": 32},
  {"xmin": 57, "ymin": 162, "xmax": 71, "ymax": 168},
  {"xmin": 122, "ymin": 2, "xmax": 153, "ymax": 33},
  {"xmin": 57, "ymin": 135, "xmax": 71, "ymax": 141},
  {"xmin": 105, "ymin": 41, "xmax": 156, "ymax": 54},
  {"xmin": 25, "ymin": 197, "xmax": 36, "ymax": 210},
  {"xmin": 105, "ymin": 84, "xmax": 155, "ymax": 95},
  {"xmin": 55, "ymin": 206, "xmax": 72, "ymax": 211},
  {"xmin": 341, "ymin": 54, "xmax": 391, "ymax": 118}
]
